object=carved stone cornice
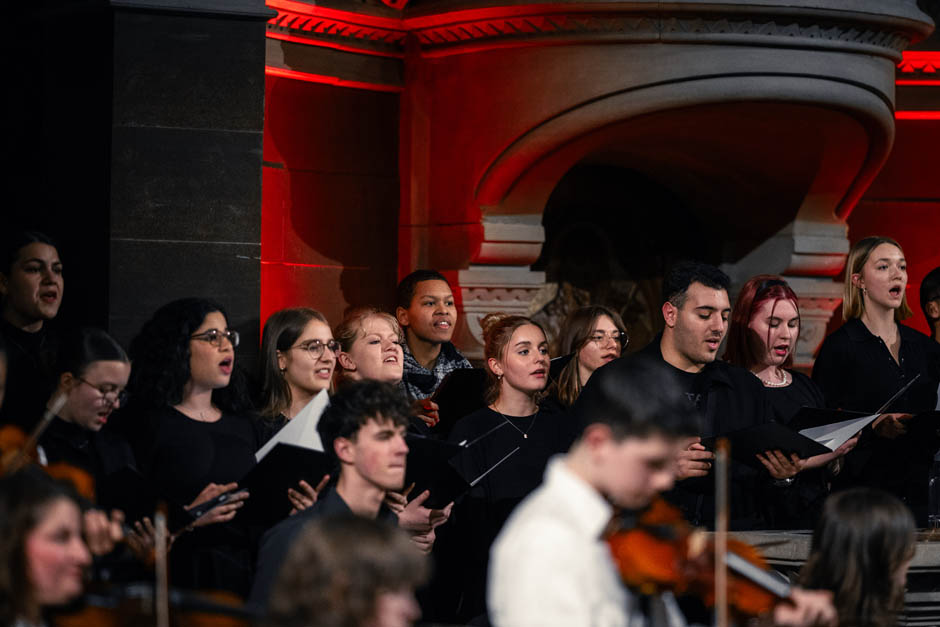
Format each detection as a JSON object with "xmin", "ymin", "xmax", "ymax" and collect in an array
[
  {"xmin": 898, "ymin": 50, "xmax": 940, "ymax": 80},
  {"xmin": 266, "ymin": 1, "xmax": 933, "ymax": 60},
  {"xmin": 267, "ymin": 0, "xmax": 407, "ymax": 57}
]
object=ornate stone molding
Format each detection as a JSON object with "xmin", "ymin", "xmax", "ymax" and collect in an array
[
  {"xmin": 451, "ymin": 265, "xmax": 546, "ymax": 360},
  {"xmin": 266, "ymin": 1, "xmax": 932, "ymax": 60},
  {"xmin": 266, "ymin": 2, "xmax": 407, "ymax": 57},
  {"xmin": 898, "ymin": 50, "xmax": 940, "ymax": 80},
  {"xmin": 473, "ymin": 215, "xmax": 544, "ymax": 265},
  {"xmin": 786, "ymin": 277, "xmax": 844, "ymax": 369}
]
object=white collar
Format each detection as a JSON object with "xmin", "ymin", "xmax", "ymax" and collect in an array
[{"xmin": 545, "ymin": 456, "xmax": 613, "ymax": 539}]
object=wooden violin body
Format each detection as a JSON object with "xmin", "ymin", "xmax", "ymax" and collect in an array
[{"xmin": 607, "ymin": 497, "xmax": 780, "ymax": 619}]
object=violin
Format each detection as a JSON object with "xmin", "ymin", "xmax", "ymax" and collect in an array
[
  {"xmin": 606, "ymin": 439, "xmax": 791, "ymax": 623},
  {"xmin": 0, "ymin": 392, "xmax": 96, "ymax": 500},
  {"xmin": 606, "ymin": 497, "xmax": 784, "ymax": 617}
]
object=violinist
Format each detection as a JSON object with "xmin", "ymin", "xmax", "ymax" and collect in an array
[
  {"xmin": 489, "ymin": 359, "xmax": 837, "ymax": 627},
  {"xmin": 813, "ymin": 237, "xmax": 940, "ymax": 523},
  {"xmin": 0, "ymin": 469, "xmax": 92, "ymax": 627},
  {"xmin": 36, "ymin": 328, "xmax": 134, "ymax": 512},
  {"xmin": 0, "ymin": 230, "xmax": 63, "ymax": 432}
]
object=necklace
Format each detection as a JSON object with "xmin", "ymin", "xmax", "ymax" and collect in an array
[
  {"xmin": 755, "ymin": 369, "xmax": 790, "ymax": 388},
  {"xmin": 492, "ymin": 404, "xmax": 539, "ymax": 439}
]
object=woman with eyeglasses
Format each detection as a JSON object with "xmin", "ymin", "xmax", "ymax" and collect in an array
[
  {"xmin": 259, "ymin": 308, "xmax": 338, "ymax": 440},
  {"xmin": 0, "ymin": 230, "xmax": 65, "ymax": 432},
  {"xmin": 550, "ymin": 305, "xmax": 628, "ymax": 408},
  {"xmin": 259, "ymin": 308, "xmax": 337, "ymax": 512},
  {"xmin": 725, "ymin": 276, "xmax": 858, "ymax": 529},
  {"xmin": 37, "ymin": 327, "xmax": 134, "ymax": 503},
  {"xmin": 127, "ymin": 298, "xmax": 260, "ymax": 597}
]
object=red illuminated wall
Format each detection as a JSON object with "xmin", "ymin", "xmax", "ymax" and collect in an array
[
  {"xmin": 260, "ymin": 76, "xmax": 400, "ymax": 327},
  {"xmin": 848, "ymin": 116, "xmax": 940, "ymax": 336}
]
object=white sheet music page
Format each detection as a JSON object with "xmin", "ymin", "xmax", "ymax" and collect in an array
[
  {"xmin": 255, "ymin": 389, "xmax": 329, "ymax": 461},
  {"xmin": 798, "ymin": 413, "xmax": 879, "ymax": 451}
]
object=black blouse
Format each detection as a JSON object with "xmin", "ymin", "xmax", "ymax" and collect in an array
[
  {"xmin": 442, "ymin": 403, "xmax": 576, "ymax": 623},
  {"xmin": 813, "ymin": 318, "xmax": 940, "ymax": 523},
  {"xmin": 763, "ymin": 371, "xmax": 829, "ymax": 529},
  {"xmin": 136, "ymin": 406, "xmax": 263, "ymax": 596},
  {"xmin": 0, "ymin": 319, "xmax": 58, "ymax": 431}
]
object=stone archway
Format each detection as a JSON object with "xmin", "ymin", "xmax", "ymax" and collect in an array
[{"xmin": 393, "ymin": 1, "xmax": 932, "ymax": 361}]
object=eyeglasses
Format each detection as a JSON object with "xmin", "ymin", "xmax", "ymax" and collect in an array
[
  {"xmin": 191, "ymin": 329, "xmax": 240, "ymax": 348},
  {"xmin": 290, "ymin": 339, "xmax": 340, "ymax": 358},
  {"xmin": 77, "ymin": 377, "xmax": 129, "ymax": 406},
  {"xmin": 589, "ymin": 330, "xmax": 629, "ymax": 348}
]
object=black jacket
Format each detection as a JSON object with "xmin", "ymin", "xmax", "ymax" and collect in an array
[
  {"xmin": 813, "ymin": 318, "xmax": 940, "ymax": 523},
  {"xmin": 248, "ymin": 487, "xmax": 398, "ymax": 611},
  {"xmin": 582, "ymin": 336, "xmax": 773, "ymax": 529}
]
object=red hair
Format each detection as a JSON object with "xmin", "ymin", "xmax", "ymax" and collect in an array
[{"xmin": 725, "ymin": 275, "xmax": 800, "ymax": 370}]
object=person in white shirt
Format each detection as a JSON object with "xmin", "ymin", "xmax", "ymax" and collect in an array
[{"xmin": 488, "ymin": 359, "xmax": 838, "ymax": 627}]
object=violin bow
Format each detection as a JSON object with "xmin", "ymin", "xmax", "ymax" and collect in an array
[
  {"xmin": 155, "ymin": 504, "xmax": 170, "ymax": 627},
  {"xmin": 715, "ymin": 438, "xmax": 730, "ymax": 627},
  {"xmin": 2, "ymin": 390, "xmax": 68, "ymax": 474}
]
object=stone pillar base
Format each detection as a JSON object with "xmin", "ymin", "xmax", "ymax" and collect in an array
[{"xmin": 451, "ymin": 265, "xmax": 546, "ymax": 361}]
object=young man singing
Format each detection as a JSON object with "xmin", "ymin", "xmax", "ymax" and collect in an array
[
  {"xmin": 249, "ymin": 380, "xmax": 443, "ymax": 609},
  {"xmin": 396, "ymin": 270, "xmax": 471, "ymax": 401}
]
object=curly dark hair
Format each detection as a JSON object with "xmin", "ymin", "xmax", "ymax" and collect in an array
[
  {"xmin": 0, "ymin": 468, "xmax": 83, "ymax": 626},
  {"xmin": 127, "ymin": 298, "xmax": 250, "ymax": 412},
  {"xmin": 317, "ymin": 380, "xmax": 413, "ymax": 462}
]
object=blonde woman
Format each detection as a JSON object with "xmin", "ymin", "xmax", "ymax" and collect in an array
[{"xmin": 813, "ymin": 236, "xmax": 940, "ymax": 525}]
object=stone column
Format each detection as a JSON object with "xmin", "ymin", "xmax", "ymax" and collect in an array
[{"xmin": 446, "ymin": 215, "xmax": 546, "ymax": 361}]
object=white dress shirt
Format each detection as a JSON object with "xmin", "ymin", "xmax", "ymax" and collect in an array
[{"xmin": 488, "ymin": 456, "xmax": 638, "ymax": 627}]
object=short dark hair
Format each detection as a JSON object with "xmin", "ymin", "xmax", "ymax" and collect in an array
[
  {"xmin": 662, "ymin": 261, "xmax": 730, "ymax": 308},
  {"xmin": 317, "ymin": 380, "xmax": 413, "ymax": 461},
  {"xmin": 920, "ymin": 266, "xmax": 940, "ymax": 326},
  {"xmin": 572, "ymin": 359, "xmax": 700, "ymax": 441},
  {"xmin": 56, "ymin": 328, "xmax": 129, "ymax": 379},
  {"xmin": 1, "ymin": 230, "xmax": 57, "ymax": 275},
  {"xmin": 396, "ymin": 270, "xmax": 450, "ymax": 310}
]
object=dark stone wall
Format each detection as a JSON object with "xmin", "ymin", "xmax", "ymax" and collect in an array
[{"xmin": 108, "ymin": 6, "xmax": 268, "ymax": 371}]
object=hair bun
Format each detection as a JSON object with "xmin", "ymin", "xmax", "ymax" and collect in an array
[{"xmin": 479, "ymin": 312, "xmax": 511, "ymax": 341}]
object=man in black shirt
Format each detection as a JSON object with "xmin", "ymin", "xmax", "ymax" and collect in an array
[
  {"xmin": 577, "ymin": 261, "xmax": 773, "ymax": 529},
  {"xmin": 250, "ymin": 381, "xmax": 428, "ymax": 610}
]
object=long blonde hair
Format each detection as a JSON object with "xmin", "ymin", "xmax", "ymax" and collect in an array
[{"xmin": 842, "ymin": 236, "xmax": 913, "ymax": 322}]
